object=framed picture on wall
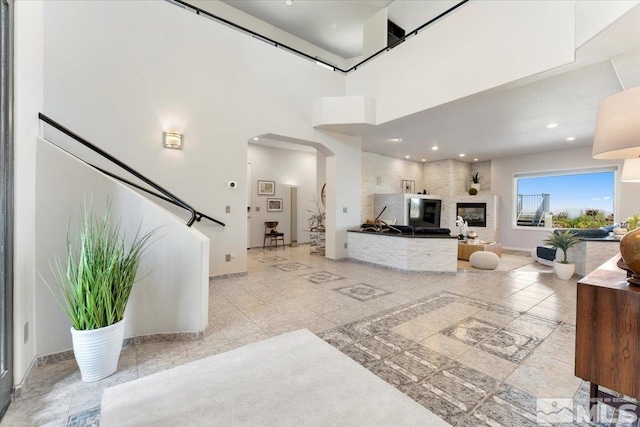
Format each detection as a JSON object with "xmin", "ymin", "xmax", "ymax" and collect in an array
[
  {"xmin": 267, "ymin": 198, "xmax": 283, "ymax": 212},
  {"xmin": 258, "ymin": 180, "xmax": 275, "ymax": 195}
]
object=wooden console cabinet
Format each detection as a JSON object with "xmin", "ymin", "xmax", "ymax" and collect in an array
[{"xmin": 575, "ymin": 256, "xmax": 640, "ymax": 408}]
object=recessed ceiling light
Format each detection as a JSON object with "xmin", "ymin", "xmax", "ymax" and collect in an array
[
  {"xmin": 422, "ymin": 159, "xmax": 426, "ymax": 162},
  {"xmin": 389, "ymin": 138, "xmax": 402, "ymax": 143},
  {"xmin": 285, "ymin": 0, "xmax": 293, "ymax": 5},
  {"xmin": 331, "ymin": 23, "xmax": 338, "ymax": 29},
  {"xmin": 566, "ymin": 136, "xmax": 575, "ymax": 141},
  {"xmin": 432, "ymin": 145, "xmax": 438, "ymax": 150},
  {"xmin": 405, "ymin": 155, "xmax": 410, "ymax": 159},
  {"xmin": 474, "ymin": 158, "xmax": 478, "ymax": 161},
  {"xmin": 459, "ymin": 153, "xmax": 465, "ymax": 157},
  {"xmin": 252, "ymin": 137, "xmax": 259, "ymax": 141},
  {"xmin": 546, "ymin": 123, "xmax": 558, "ymax": 128}
]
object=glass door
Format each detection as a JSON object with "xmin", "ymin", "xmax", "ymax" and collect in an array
[{"xmin": 0, "ymin": 0, "xmax": 13, "ymax": 419}]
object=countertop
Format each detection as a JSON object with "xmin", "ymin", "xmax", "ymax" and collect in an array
[{"xmin": 348, "ymin": 228, "xmax": 456, "ymax": 239}]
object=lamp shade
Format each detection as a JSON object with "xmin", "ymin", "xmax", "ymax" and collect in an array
[
  {"xmin": 621, "ymin": 158, "xmax": 640, "ymax": 182},
  {"xmin": 592, "ymin": 85, "xmax": 640, "ymax": 159}
]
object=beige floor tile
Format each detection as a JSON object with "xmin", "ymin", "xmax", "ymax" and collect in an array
[
  {"xmin": 505, "ymin": 358, "xmax": 582, "ymax": 398},
  {"xmin": 6, "ymin": 245, "xmax": 591, "ymax": 426},
  {"xmin": 456, "ymin": 347, "xmax": 518, "ymax": 381},
  {"xmin": 419, "ymin": 334, "xmax": 474, "ymax": 359},
  {"xmin": 472, "ymin": 309, "xmax": 519, "ymax": 326},
  {"xmin": 391, "ymin": 315, "xmax": 452, "ymax": 342},
  {"xmin": 526, "ymin": 305, "xmax": 566, "ymax": 322}
]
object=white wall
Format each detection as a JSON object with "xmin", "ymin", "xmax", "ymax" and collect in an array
[
  {"xmin": 363, "ymin": 8, "xmax": 388, "ymax": 59},
  {"xmin": 42, "ymin": 0, "xmax": 346, "ymax": 278},
  {"xmin": 36, "ymin": 139, "xmax": 209, "ymax": 355},
  {"xmin": 491, "ymin": 146, "xmax": 640, "ymax": 250},
  {"xmin": 316, "ymin": 131, "xmax": 362, "ymax": 259},
  {"xmin": 361, "ymin": 152, "xmax": 425, "ymax": 221},
  {"xmin": 346, "ymin": 1, "xmax": 577, "ymax": 125},
  {"xmin": 423, "ymin": 159, "xmax": 471, "ymax": 197},
  {"xmin": 13, "ymin": 0, "xmax": 43, "ymax": 386},
  {"xmin": 189, "ymin": 0, "xmax": 350, "ymax": 70},
  {"xmin": 247, "ymin": 144, "xmax": 317, "ymax": 248},
  {"xmin": 575, "ymin": 1, "xmax": 640, "ymax": 48},
  {"xmin": 471, "ymin": 161, "xmax": 492, "ymax": 192}
]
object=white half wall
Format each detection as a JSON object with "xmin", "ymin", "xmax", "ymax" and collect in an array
[
  {"xmin": 491, "ymin": 146, "xmax": 640, "ymax": 251},
  {"xmin": 346, "ymin": 1, "xmax": 577, "ymax": 124},
  {"xmin": 35, "ymin": 139, "xmax": 209, "ymax": 356},
  {"xmin": 247, "ymin": 144, "xmax": 317, "ymax": 248}
]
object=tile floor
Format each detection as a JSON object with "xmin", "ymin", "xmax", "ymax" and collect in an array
[{"xmin": 0, "ymin": 246, "xmax": 631, "ymax": 426}]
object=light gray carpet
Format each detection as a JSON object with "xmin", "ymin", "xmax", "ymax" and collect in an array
[
  {"xmin": 100, "ymin": 329, "xmax": 450, "ymax": 427},
  {"xmin": 457, "ymin": 253, "xmax": 535, "ymax": 272}
]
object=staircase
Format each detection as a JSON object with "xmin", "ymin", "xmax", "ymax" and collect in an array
[{"xmin": 517, "ymin": 193, "xmax": 550, "ymax": 227}]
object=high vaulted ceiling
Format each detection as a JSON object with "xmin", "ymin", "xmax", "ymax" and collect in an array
[
  {"xmin": 220, "ymin": 0, "xmax": 640, "ymax": 163},
  {"xmin": 220, "ymin": 0, "xmax": 393, "ymax": 58}
]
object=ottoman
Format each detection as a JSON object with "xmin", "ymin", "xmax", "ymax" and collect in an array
[{"xmin": 469, "ymin": 251, "xmax": 500, "ymax": 270}]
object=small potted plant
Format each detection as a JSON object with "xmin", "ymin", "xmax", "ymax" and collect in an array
[
  {"xmin": 44, "ymin": 201, "xmax": 155, "ymax": 381},
  {"xmin": 543, "ymin": 229, "xmax": 580, "ymax": 280},
  {"xmin": 306, "ymin": 196, "xmax": 325, "ymax": 231},
  {"xmin": 471, "ymin": 173, "xmax": 480, "ymax": 192}
]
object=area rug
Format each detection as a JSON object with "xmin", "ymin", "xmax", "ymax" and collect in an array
[
  {"xmin": 457, "ymin": 253, "xmax": 535, "ymax": 272},
  {"xmin": 100, "ymin": 329, "xmax": 450, "ymax": 427}
]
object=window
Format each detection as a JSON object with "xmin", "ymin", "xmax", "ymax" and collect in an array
[{"xmin": 514, "ymin": 169, "xmax": 615, "ymax": 228}]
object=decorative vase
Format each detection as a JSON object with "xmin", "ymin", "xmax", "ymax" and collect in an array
[
  {"xmin": 620, "ymin": 227, "xmax": 640, "ymax": 282},
  {"xmin": 553, "ymin": 262, "xmax": 575, "ymax": 280},
  {"xmin": 471, "ymin": 183, "xmax": 480, "ymax": 192},
  {"xmin": 71, "ymin": 317, "xmax": 125, "ymax": 382}
]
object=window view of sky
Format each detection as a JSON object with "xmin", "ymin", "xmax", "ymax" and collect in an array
[{"xmin": 517, "ymin": 171, "xmax": 614, "ymax": 218}]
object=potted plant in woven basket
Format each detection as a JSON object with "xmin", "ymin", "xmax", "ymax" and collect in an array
[
  {"xmin": 44, "ymin": 201, "xmax": 155, "ymax": 382},
  {"xmin": 543, "ymin": 229, "xmax": 580, "ymax": 280}
]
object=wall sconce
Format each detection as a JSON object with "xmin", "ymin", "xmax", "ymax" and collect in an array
[{"xmin": 163, "ymin": 132, "xmax": 182, "ymax": 149}]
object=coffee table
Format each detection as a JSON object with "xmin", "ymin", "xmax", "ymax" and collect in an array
[{"xmin": 457, "ymin": 242, "xmax": 502, "ymax": 261}]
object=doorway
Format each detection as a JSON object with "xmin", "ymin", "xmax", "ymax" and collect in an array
[{"xmin": 0, "ymin": 0, "xmax": 14, "ymax": 418}]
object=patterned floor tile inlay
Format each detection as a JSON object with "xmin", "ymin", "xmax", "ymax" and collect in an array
[
  {"xmin": 334, "ymin": 283, "xmax": 391, "ymax": 301},
  {"xmin": 320, "ymin": 291, "xmax": 568, "ymax": 426},
  {"xmin": 258, "ymin": 256, "xmax": 286, "ymax": 263},
  {"xmin": 441, "ymin": 317, "xmax": 500, "ymax": 346},
  {"xmin": 66, "ymin": 406, "xmax": 100, "ymax": 427},
  {"xmin": 479, "ymin": 328, "xmax": 542, "ymax": 363},
  {"xmin": 301, "ymin": 271, "xmax": 345, "ymax": 284},
  {"xmin": 273, "ymin": 262, "xmax": 311, "ymax": 272},
  {"xmin": 441, "ymin": 315, "xmax": 548, "ymax": 364}
]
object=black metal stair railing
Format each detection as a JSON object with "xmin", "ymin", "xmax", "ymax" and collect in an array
[
  {"xmin": 38, "ymin": 113, "xmax": 225, "ymax": 228},
  {"xmin": 169, "ymin": 0, "xmax": 469, "ymax": 74}
]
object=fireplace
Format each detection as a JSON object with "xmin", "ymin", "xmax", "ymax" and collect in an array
[{"xmin": 457, "ymin": 203, "xmax": 487, "ymax": 227}]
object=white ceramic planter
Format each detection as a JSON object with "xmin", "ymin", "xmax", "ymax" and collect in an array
[
  {"xmin": 71, "ymin": 317, "xmax": 125, "ymax": 382},
  {"xmin": 471, "ymin": 183, "xmax": 480, "ymax": 192},
  {"xmin": 554, "ymin": 262, "xmax": 575, "ymax": 280}
]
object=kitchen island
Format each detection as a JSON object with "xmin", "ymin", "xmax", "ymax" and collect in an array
[{"xmin": 347, "ymin": 229, "xmax": 458, "ymax": 273}]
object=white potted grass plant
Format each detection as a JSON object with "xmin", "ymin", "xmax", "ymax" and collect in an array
[
  {"xmin": 45, "ymin": 202, "xmax": 155, "ymax": 382},
  {"xmin": 543, "ymin": 229, "xmax": 580, "ymax": 280}
]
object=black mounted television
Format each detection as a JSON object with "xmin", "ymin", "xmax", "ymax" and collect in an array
[{"xmin": 408, "ymin": 198, "xmax": 442, "ymax": 228}]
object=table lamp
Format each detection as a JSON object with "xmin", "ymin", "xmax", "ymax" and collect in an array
[{"xmin": 592, "ymin": 85, "xmax": 640, "ymax": 285}]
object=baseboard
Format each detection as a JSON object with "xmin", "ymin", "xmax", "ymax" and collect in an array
[
  {"xmin": 13, "ymin": 357, "xmax": 37, "ymax": 399},
  {"xmin": 210, "ymin": 271, "xmax": 248, "ymax": 280}
]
